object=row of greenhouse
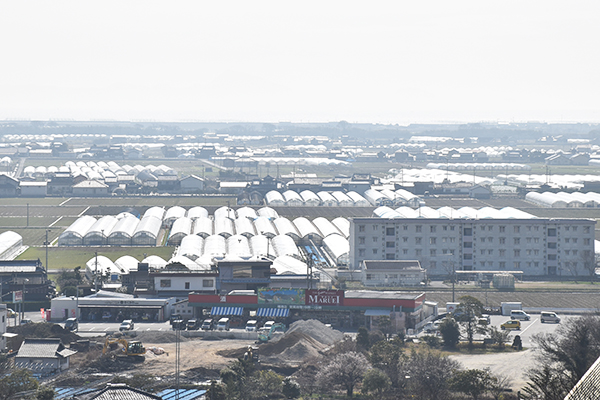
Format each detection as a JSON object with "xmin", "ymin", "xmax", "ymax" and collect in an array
[
  {"xmin": 525, "ymin": 191, "xmax": 600, "ymax": 208},
  {"xmin": 58, "ymin": 206, "xmax": 350, "ymax": 247},
  {"xmin": 22, "ymin": 160, "xmax": 177, "ymax": 183},
  {"xmin": 373, "ymin": 205, "xmax": 537, "ymax": 220},
  {"xmin": 426, "ymin": 162, "xmax": 531, "ymax": 171},
  {"xmin": 264, "ymin": 190, "xmax": 371, "ymax": 207}
]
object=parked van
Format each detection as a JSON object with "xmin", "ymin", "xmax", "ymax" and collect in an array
[
  {"xmin": 263, "ymin": 320, "xmax": 275, "ymax": 330},
  {"xmin": 64, "ymin": 318, "xmax": 78, "ymax": 331},
  {"xmin": 540, "ymin": 312, "xmax": 560, "ymax": 323},
  {"xmin": 217, "ymin": 317, "xmax": 230, "ymax": 331},
  {"xmin": 510, "ymin": 310, "xmax": 531, "ymax": 321},
  {"xmin": 187, "ymin": 319, "xmax": 200, "ymax": 330},
  {"xmin": 246, "ymin": 320, "xmax": 258, "ymax": 332},
  {"xmin": 201, "ymin": 319, "xmax": 214, "ymax": 331}
]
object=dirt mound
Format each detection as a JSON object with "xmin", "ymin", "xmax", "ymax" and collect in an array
[
  {"xmin": 7, "ymin": 322, "xmax": 80, "ymax": 345},
  {"xmin": 86, "ymin": 354, "xmax": 137, "ymax": 373},
  {"xmin": 216, "ymin": 347, "xmax": 248, "ymax": 359},
  {"xmin": 184, "ymin": 366, "xmax": 221, "ymax": 380},
  {"xmin": 286, "ymin": 319, "xmax": 344, "ymax": 345},
  {"xmin": 260, "ymin": 331, "xmax": 325, "ymax": 357}
]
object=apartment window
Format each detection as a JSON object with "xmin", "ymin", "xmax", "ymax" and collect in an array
[
  {"xmin": 415, "ymin": 237, "xmax": 422, "ymax": 245},
  {"xmin": 534, "ymin": 250, "xmax": 540, "ymax": 256},
  {"xmin": 488, "ymin": 261, "xmax": 493, "ymax": 267},
  {"xmin": 573, "ymin": 226, "xmax": 578, "ymax": 232},
  {"xmin": 386, "ymin": 241, "xmax": 395, "ymax": 248},
  {"xmin": 416, "ymin": 249, "xmax": 422, "ymax": 256},
  {"xmin": 464, "ymin": 228, "xmax": 472, "ymax": 236},
  {"xmin": 430, "ymin": 249, "xmax": 437, "ymax": 256},
  {"xmin": 430, "ymin": 261, "xmax": 436, "ymax": 269},
  {"xmin": 373, "ymin": 225, "xmax": 378, "ymax": 231},
  {"xmin": 464, "ymin": 254, "xmax": 472, "ymax": 260},
  {"xmin": 499, "ymin": 262, "xmax": 506, "ymax": 269},
  {"xmin": 488, "ymin": 226, "xmax": 493, "ymax": 231},
  {"xmin": 499, "ymin": 226, "xmax": 506, "ymax": 233},
  {"xmin": 514, "ymin": 262, "xmax": 520, "ymax": 269},
  {"xmin": 573, "ymin": 250, "xmax": 579, "ymax": 256},
  {"xmin": 514, "ymin": 249, "xmax": 520, "ymax": 257},
  {"xmin": 548, "ymin": 254, "xmax": 557, "ymax": 261},
  {"xmin": 514, "ymin": 238, "xmax": 520, "ymax": 245},
  {"xmin": 527, "ymin": 250, "xmax": 532, "ymax": 256},
  {"xmin": 480, "ymin": 249, "xmax": 485, "ymax": 255},
  {"xmin": 534, "ymin": 226, "xmax": 539, "ymax": 231},
  {"xmin": 499, "ymin": 237, "xmax": 506, "ymax": 245},
  {"xmin": 443, "ymin": 226, "xmax": 448, "ymax": 231},
  {"xmin": 480, "ymin": 237, "xmax": 486, "ymax": 242},
  {"xmin": 548, "ymin": 242, "xmax": 557, "ymax": 249},
  {"xmin": 442, "ymin": 249, "xmax": 448, "ymax": 254},
  {"xmin": 430, "ymin": 226, "xmax": 436, "ymax": 233},
  {"xmin": 573, "ymin": 238, "xmax": 578, "ymax": 244},
  {"xmin": 514, "ymin": 226, "xmax": 520, "ymax": 233},
  {"xmin": 565, "ymin": 250, "xmax": 570, "ymax": 255},
  {"xmin": 160, "ymin": 279, "xmax": 171, "ymax": 288},
  {"xmin": 185, "ymin": 282, "xmax": 190, "ymax": 290},
  {"xmin": 534, "ymin": 262, "xmax": 539, "ymax": 267},
  {"xmin": 565, "ymin": 238, "xmax": 570, "ymax": 243},
  {"xmin": 372, "ymin": 236, "xmax": 378, "ymax": 243},
  {"xmin": 488, "ymin": 237, "xmax": 493, "ymax": 243},
  {"xmin": 359, "ymin": 237, "xmax": 365, "ymax": 244},
  {"xmin": 203, "ymin": 280, "xmax": 213, "ymax": 287},
  {"xmin": 359, "ymin": 249, "xmax": 366, "ymax": 256},
  {"xmin": 488, "ymin": 250, "xmax": 493, "ymax": 255},
  {"xmin": 464, "ymin": 241, "xmax": 472, "ymax": 248},
  {"xmin": 403, "ymin": 225, "xmax": 408, "ymax": 231},
  {"xmin": 548, "ymin": 228, "xmax": 557, "ymax": 237},
  {"xmin": 526, "ymin": 238, "xmax": 532, "ymax": 244},
  {"xmin": 534, "ymin": 238, "xmax": 540, "ymax": 243},
  {"xmin": 386, "ymin": 253, "xmax": 395, "ymax": 260},
  {"xmin": 372, "ymin": 249, "xmax": 378, "ymax": 255},
  {"xmin": 430, "ymin": 237, "xmax": 437, "ymax": 245},
  {"xmin": 527, "ymin": 225, "xmax": 531, "ymax": 231},
  {"xmin": 403, "ymin": 237, "xmax": 408, "ymax": 243},
  {"xmin": 584, "ymin": 238, "xmax": 591, "ymax": 245},
  {"xmin": 366, "ymin": 274, "xmax": 374, "ymax": 280},
  {"xmin": 499, "ymin": 249, "xmax": 506, "ymax": 257},
  {"xmin": 450, "ymin": 226, "xmax": 455, "ymax": 231},
  {"xmin": 584, "ymin": 226, "xmax": 591, "ymax": 234},
  {"xmin": 359, "ymin": 225, "xmax": 365, "ymax": 232},
  {"xmin": 416, "ymin": 225, "xmax": 422, "ymax": 233},
  {"xmin": 449, "ymin": 237, "xmax": 455, "ymax": 243},
  {"xmin": 386, "ymin": 227, "xmax": 395, "ymax": 236},
  {"xmin": 403, "ymin": 249, "xmax": 408, "ymax": 255}
]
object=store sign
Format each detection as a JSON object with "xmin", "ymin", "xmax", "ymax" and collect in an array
[
  {"xmin": 13, "ymin": 291, "xmax": 23, "ymax": 303},
  {"xmin": 305, "ymin": 290, "xmax": 344, "ymax": 306},
  {"xmin": 258, "ymin": 288, "xmax": 305, "ymax": 305}
]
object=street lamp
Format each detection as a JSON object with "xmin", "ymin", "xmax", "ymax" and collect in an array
[{"xmin": 45, "ymin": 229, "xmax": 51, "ymax": 272}]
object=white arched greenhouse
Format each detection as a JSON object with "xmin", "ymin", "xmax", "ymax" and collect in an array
[
  {"xmin": 332, "ymin": 217, "xmax": 350, "ymax": 238},
  {"xmin": 59, "ymin": 216, "xmax": 97, "ymax": 246},
  {"xmin": 254, "ymin": 216, "xmax": 277, "ymax": 238},
  {"xmin": 214, "ymin": 206, "xmax": 236, "ymax": 220},
  {"xmin": 202, "ymin": 235, "xmax": 227, "ymax": 259},
  {"xmin": 312, "ymin": 217, "xmax": 341, "ymax": 238},
  {"xmin": 249, "ymin": 235, "xmax": 270, "ymax": 258},
  {"xmin": 0, "ymin": 231, "xmax": 23, "ymax": 260},
  {"xmin": 132, "ymin": 216, "xmax": 162, "ymax": 246},
  {"xmin": 164, "ymin": 206, "xmax": 187, "ymax": 228},
  {"xmin": 317, "ymin": 191, "xmax": 337, "ymax": 207},
  {"xmin": 107, "ymin": 215, "xmax": 139, "ymax": 246},
  {"xmin": 346, "ymin": 191, "xmax": 370, "ymax": 207},
  {"xmin": 271, "ymin": 235, "xmax": 300, "ymax": 258},
  {"xmin": 143, "ymin": 206, "xmax": 166, "ymax": 221},
  {"xmin": 193, "ymin": 216, "xmax": 214, "ymax": 238},
  {"xmin": 114, "ymin": 255, "xmax": 140, "ymax": 274},
  {"xmin": 142, "ymin": 255, "xmax": 168, "ymax": 270},
  {"xmin": 187, "ymin": 206, "xmax": 209, "ymax": 220},
  {"xmin": 265, "ymin": 191, "xmax": 285, "ymax": 206},
  {"xmin": 226, "ymin": 235, "xmax": 252, "ymax": 259},
  {"xmin": 293, "ymin": 217, "xmax": 323, "ymax": 244},
  {"xmin": 283, "ymin": 190, "xmax": 303, "ymax": 206},
  {"xmin": 83, "ymin": 216, "xmax": 118, "ymax": 246},
  {"xmin": 236, "ymin": 206, "xmax": 258, "ymax": 220},
  {"xmin": 323, "ymin": 234, "xmax": 350, "ymax": 266},
  {"xmin": 177, "ymin": 234, "xmax": 204, "ymax": 261},
  {"xmin": 167, "ymin": 217, "xmax": 193, "ymax": 246},
  {"xmin": 300, "ymin": 190, "xmax": 321, "ymax": 207},
  {"xmin": 214, "ymin": 217, "xmax": 234, "ymax": 238},
  {"xmin": 257, "ymin": 206, "xmax": 279, "ymax": 219},
  {"xmin": 273, "ymin": 217, "xmax": 301, "ymax": 243},
  {"xmin": 332, "ymin": 191, "xmax": 353, "ymax": 207},
  {"xmin": 234, "ymin": 217, "xmax": 256, "ymax": 238}
]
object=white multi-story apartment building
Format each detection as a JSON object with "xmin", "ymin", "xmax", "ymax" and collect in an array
[{"xmin": 349, "ymin": 207, "xmax": 596, "ymax": 277}]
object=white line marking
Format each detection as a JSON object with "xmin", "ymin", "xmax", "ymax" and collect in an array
[
  {"xmin": 89, "ymin": 327, "xmax": 96, "ymax": 331},
  {"xmin": 78, "ymin": 206, "xmax": 90, "ymax": 217},
  {"xmin": 49, "ymin": 216, "xmax": 62, "ymax": 227},
  {"xmin": 519, "ymin": 318, "xmax": 538, "ymax": 335},
  {"xmin": 59, "ymin": 198, "xmax": 72, "ymax": 206},
  {"xmin": 103, "ymin": 327, "xmax": 109, "ymax": 331}
]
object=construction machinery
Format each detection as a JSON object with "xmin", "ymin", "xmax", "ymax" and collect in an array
[
  {"xmin": 243, "ymin": 345, "xmax": 260, "ymax": 363},
  {"xmin": 257, "ymin": 323, "xmax": 286, "ymax": 343},
  {"xmin": 102, "ymin": 337, "xmax": 146, "ymax": 360}
]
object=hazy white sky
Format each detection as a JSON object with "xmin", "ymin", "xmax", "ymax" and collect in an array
[{"xmin": 0, "ymin": 1, "xmax": 598, "ymax": 124}]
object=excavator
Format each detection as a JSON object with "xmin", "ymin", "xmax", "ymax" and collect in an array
[
  {"xmin": 257, "ymin": 323, "xmax": 286, "ymax": 343},
  {"xmin": 102, "ymin": 337, "xmax": 146, "ymax": 361}
]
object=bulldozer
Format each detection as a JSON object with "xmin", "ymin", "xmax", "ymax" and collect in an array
[{"xmin": 102, "ymin": 337, "xmax": 146, "ymax": 361}]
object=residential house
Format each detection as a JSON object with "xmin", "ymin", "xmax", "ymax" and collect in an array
[
  {"xmin": 361, "ymin": 260, "xmax": 426, "ymax": 287},
  {"xmin": 15, "ymin": 338, "xmax": 77, "ymax": 375}
]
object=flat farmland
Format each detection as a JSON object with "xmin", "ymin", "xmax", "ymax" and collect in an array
[
  {"xmin": 0, "ymin": 198, "xmax": 65, "ymax": 206},
  {"xmin": 63, "ymin": 196, "xmax": 236, "ymax": 207},
  {"xmin": 17, "ymin": 246, "xmax": 176, "ymax": 270}
]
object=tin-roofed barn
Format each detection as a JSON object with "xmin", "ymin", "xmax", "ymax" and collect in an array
[{"xmin": 59, "ymin": 216, "xmax": 97, "ymax": 246}]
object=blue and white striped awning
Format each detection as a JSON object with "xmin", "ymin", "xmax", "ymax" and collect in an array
[
  {"xmin": 256, "ymin": 308, "xmax": 290, "ymax": 318},
  {"xmin": 210, "ymin": 307, "xmax": 244, "ymax": 316}
]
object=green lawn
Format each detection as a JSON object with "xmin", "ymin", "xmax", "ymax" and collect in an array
[{"xmin": 17, "ymin": 246, "xmax": 176, "ymax": 270}]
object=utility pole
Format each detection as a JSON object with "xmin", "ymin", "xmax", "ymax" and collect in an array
[
  {"xmin": 45, "ymin": 229, "xmax": 50, "ymax": 272},
  {"xmin": 94, "ymin": 251, "xmax": 99, "ymax": 293}
]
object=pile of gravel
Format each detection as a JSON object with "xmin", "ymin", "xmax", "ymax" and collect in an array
[
  {"xmin": 133, "ymin": 331, "xmax": 190, "ymax": 344},
  {"xmin": 259, "ymin": 320, "xmax": 344, "ymax": 364},
  {"xmin": 286, "ymin": 319, "xmax": 344, "ymax": 345}
]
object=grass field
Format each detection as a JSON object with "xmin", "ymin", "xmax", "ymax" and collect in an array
[{"xmin": 17, "ymin": 246, "xmax": 176, "ymax": 270}]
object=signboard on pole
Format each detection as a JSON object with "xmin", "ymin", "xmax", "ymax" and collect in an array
[{"xmin": 13, "ymin": 290, "xmax": 23, "ymax": 303}]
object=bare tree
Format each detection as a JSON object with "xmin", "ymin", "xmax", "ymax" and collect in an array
[
  {"xmin": 316, "ymin": 351, "xmax": 370, "ymax": 397},
  {"xmin": 399, "ymin": 349, "xmax": 461, "ymax": 400}
]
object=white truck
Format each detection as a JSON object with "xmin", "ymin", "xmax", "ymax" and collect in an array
[{"xmin": 501, "ymin": 302, "xmax": 522, "ymax": 316}]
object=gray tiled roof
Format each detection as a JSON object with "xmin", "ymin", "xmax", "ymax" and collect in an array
[
  {"xmin": 16, "ymin": 338, "xmax": 70, "ymax": 359},
  {"xmin": 565, "ymin": 355, "xmax": 600, "ymax": 400},
  {"xmin": 76, "ymin": 385, "xmax": 161, "ymax": 400}
]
